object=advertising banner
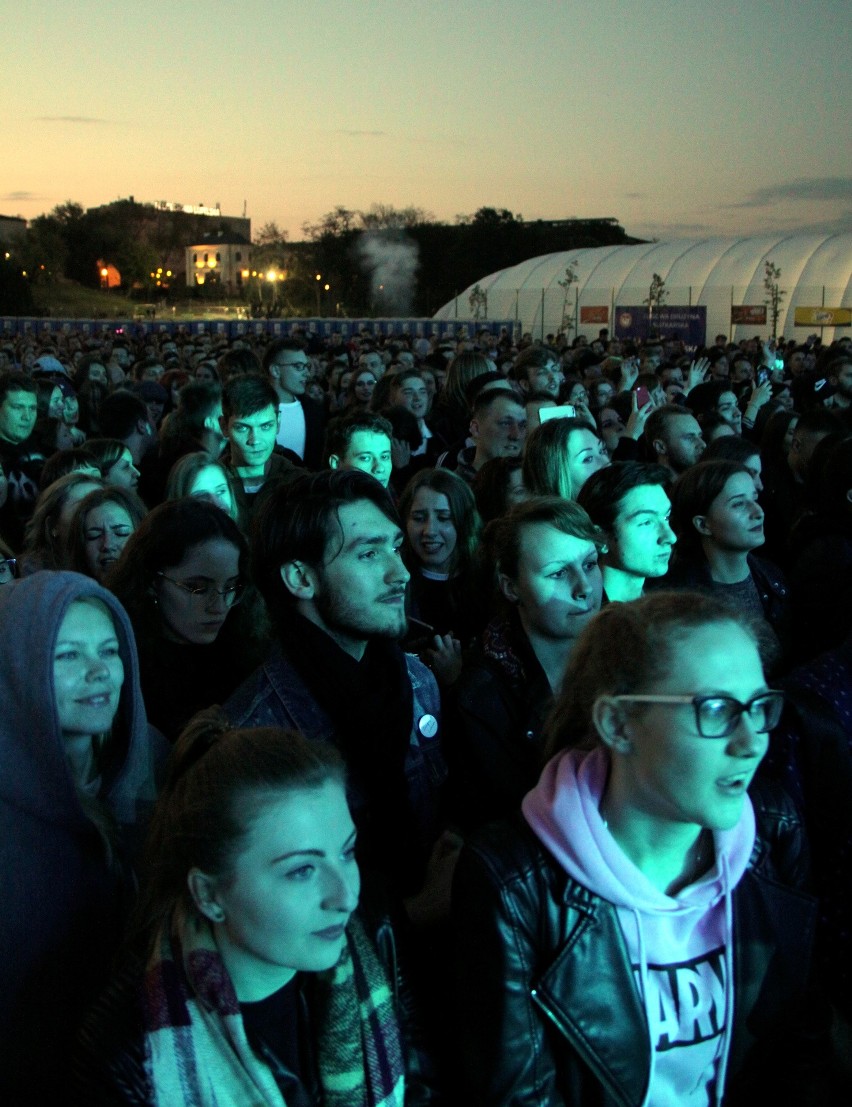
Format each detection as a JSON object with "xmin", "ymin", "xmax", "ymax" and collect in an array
[
  {"xmin": 794, "ymin": 307, "xmax": 851, "ymax": 327},
  {"xmin": 731, "ymin": 305, "xmax": 767, "ymax": 325},
  {"xmin": 614, "ymin": 306, "xmax": 707, "ymax": 349},
  {"xmin": 580, "ymin": 305, "xmax": 609, "ymax": 324}
]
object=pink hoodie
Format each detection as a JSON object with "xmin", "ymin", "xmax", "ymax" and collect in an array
[{"xmin": 522, "ymin": 746, "xmax": 756, "ymax": 1107}]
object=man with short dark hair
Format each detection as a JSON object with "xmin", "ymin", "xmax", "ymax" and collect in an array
[
  {"xmin": 263, "ymin": 338, "xmax": 326, "ymax": 469},
  {"xmin": 463, "ymin": 388, "xmax": 528, "ymax": 481},
  {"xmin": 511, "ymin": 346, "xmax": 563, "ymax": 398},
  {"xmin": 730, "ymin": 353, "xmax": 754, "ymax": 384},
  {"xmin": 0, "ymin": 372, "xmax": 40, "ymax": 547},
  {"xmin": 224, "ymin": 470, "xmax": 447, "ymax": 903},
  {"xmin": 578, "ymin": 462, "xmax": 675, "ymax": 602},
  {"xmin": 132, "ymin": 356, "xmax": 165, "ymax": 383},
  {"xmin": 96, "ymin": 389, "xmax": 155, "ymax": 464},
  {"xmin": 359, "ymin": 349, "xmax": 385, "ymax": 379},
  {"xmin": 387, "ymin": 369, "xmax": 447, "ymax": 470},
  {"xmin": 106, "ymin": 341, "xmax": 131, "ymax": 386},
  {"xmin": 327, "ymin": 411, "xmax": 394, "ymax": 488},
  {"xmin": 220, "ymin": 374, "xmax": 302, "ymax": 522}
]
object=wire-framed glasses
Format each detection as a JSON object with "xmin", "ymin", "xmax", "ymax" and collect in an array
[{"xmin": 156, "ymin": 572, "xmax": 245, "ymax": 605}]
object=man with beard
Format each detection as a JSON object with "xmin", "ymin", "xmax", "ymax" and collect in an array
[
  {"xmin": 223, "ymin": 469, "xmax": 448, "ymax": 907},
  {"xmin": 644, "ymin": 404, "xmax": 706, "ymax": 475}
]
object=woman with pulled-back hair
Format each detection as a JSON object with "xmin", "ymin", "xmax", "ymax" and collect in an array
[
  {"xmin": 75, "ymin": 710, "xmax": 429, "ymax": 1106},
  {"xmin": 453, "ymin": 591, "xmax": 820, "ymax": 1106},
  {"xmin": 450, "ymin": 496, "xmax": 604, "ymax": 829},
  {"xmin": 666, "ymin": 458, "xmax": 791, "ymax": 674}
]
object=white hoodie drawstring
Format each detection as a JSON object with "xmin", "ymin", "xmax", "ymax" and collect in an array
[
  {"xmin": 631, "ymin": 908, "xmax": 656, "ymax": 1107},
  {"xmin": 714, "ymin": 852, "xmax": 736, "ymax": 1105}
]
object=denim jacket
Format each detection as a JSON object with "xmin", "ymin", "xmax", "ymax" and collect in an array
[{"xmin": 224, "ymin": 643, "xmax": 447, "ymax": 861}]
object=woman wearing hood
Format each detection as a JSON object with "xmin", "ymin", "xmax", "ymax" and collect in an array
[
  {"xmin": 0, "ymin": 571, "xmax": 167, "ymax": 1102},
  {"xmin": 452, "ymin": 591, "xmax": 820, "ymax": 1106}
]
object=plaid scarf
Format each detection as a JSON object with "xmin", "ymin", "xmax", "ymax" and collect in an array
[{"xmin": 142, "ymin": 908, "xmax": 405, "ymax": 1107}]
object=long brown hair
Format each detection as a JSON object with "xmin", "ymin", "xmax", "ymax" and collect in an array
[{"xmin": 130, "ymin": 709, "xmax": 346, "ymax": 950}]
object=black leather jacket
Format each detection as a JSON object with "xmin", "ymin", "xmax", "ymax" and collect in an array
[{"xmin": 452, "ymin": 787, "xmax": 819, "ymax": 1107}]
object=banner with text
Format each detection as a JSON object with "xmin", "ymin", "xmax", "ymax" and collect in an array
[
  {"xmin": 614, "ymin": 306, "xmax": 707, "ymax": 349},
  {"xmin": 731, "ymin": 305, "xmax": 767, "ymax": 325}
]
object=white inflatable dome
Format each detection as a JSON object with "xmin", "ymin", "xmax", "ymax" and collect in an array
[{"xmin": 433, "ymin": 234, "xmax": 852, "ymax": 344}]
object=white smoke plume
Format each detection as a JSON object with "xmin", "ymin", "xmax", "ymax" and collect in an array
[{"xmin": 356, "ymin": 231, "xmax": 419, "ymax": 315}]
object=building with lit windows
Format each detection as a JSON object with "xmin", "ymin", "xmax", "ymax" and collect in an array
[{"xmin": 185, "ymin": 230, "xmax": 252, "ymax": 294}]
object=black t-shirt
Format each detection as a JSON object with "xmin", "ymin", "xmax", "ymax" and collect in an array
[
  {"xmin": 240, "ymin": 975, "xmax": 318, "ymax": 1106},
  {"xmin": 0, "ymin": 436, "xmax": 42, "ymax": 550}
]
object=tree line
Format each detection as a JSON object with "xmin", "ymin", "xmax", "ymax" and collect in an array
[{"xmin": 5, "ymin": 200, "xmax": 641, "ymax": 318}]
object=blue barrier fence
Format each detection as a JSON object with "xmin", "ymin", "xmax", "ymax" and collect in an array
[{"xmin": 0, "ymin": 317, "xmax": 517, "ymax": 341}]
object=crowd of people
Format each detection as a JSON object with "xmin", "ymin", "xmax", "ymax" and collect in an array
[{"xmin": 1, "ymin": 320, "xmax": 851, "ymax": 1104}]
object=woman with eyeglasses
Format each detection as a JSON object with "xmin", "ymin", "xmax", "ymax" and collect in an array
[
  {"xmin": 453, "ymin": 591, "xmax": 819, "ymax": 1106},
  {"xmin": 107, "ymin": 498, "xmax": 270, "ymax": 742}
]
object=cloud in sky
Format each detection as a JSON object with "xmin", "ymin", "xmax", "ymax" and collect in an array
[
  {"xmin": 1, "ymin": 191, "xmax": 44, "ymax": 202},
  {"xmin": 335, "ymin": 129, "xmax": 387, "ymax": 137},
  {"xmin": 34, "ymin": 116, "xmax": 113, "ymax": 125},
  {"xmin": 724, "ymin": 176, "xmax": 852, "ymax": 209}
]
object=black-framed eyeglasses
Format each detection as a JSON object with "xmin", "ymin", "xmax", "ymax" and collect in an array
[
  {"xmin": 612, "ymin": 690, "xmax": 784, "ymax": 739},
  {"xmin": 156, "ymin": 572, "xmax": 245, "ymax": 605},
  {"xmin": 0, "ymin": 557, "xmax": 17, "ymax": 584}
]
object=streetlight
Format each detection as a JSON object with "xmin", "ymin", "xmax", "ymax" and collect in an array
[{"xmin": 315, "ymin": 273, "xmax": 322, "ymax": 315}]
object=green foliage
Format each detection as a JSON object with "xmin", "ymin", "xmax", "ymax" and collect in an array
[
  {"xmin": 557, "ymin": 262, "xmax": 579, "ymax": 334},
  {"xmin": 254, "ymin": 221, "xmax": 288, "ymax": 247},
  {"xmin": 18, "ymin": 198, "xmax": 638, "ymax": 318},
  {"xmin": 643, "ymin": 273, "xmax": 668, "ymax": 325},
  {"xmin": 763, "ymin": 260, "xmax": 786, "ymax": 338}
]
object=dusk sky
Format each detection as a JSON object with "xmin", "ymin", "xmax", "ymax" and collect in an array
[{"xmin": 4, "ymin": 0, "xmax": 850, "ymax": 243}]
